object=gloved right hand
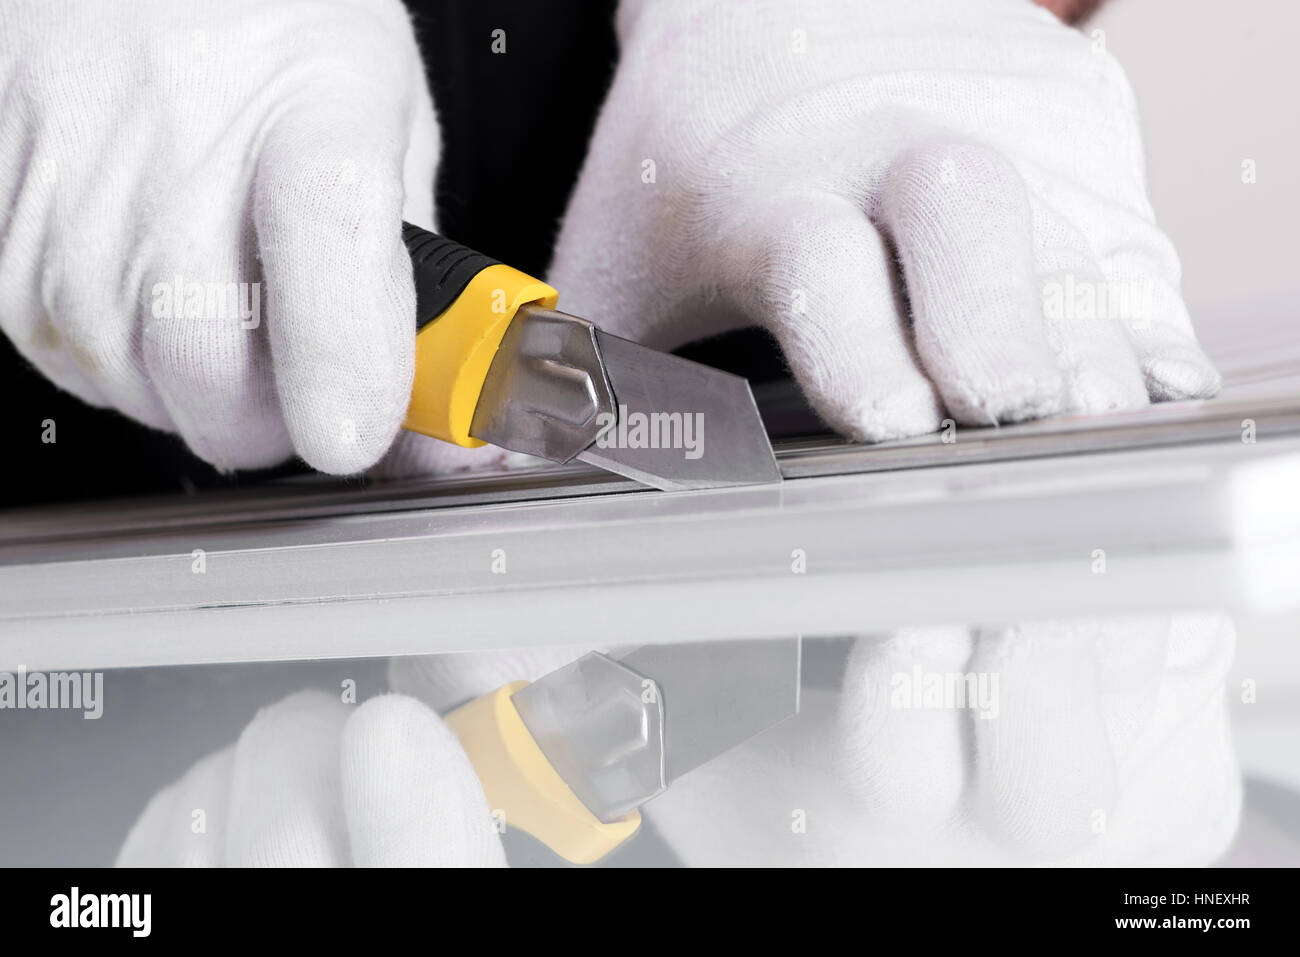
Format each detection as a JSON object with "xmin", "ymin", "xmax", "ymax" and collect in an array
[{"xmin": 0, "ymin": 0, "xmax": 437, "ymax": 474}]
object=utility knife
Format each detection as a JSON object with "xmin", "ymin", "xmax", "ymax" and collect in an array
[
  {"xmin": 401, "ymin": 223, "xmax": 781, "ymax": 490},
  {"xmin": 446, "ymin": 638, "xmax": 801, "ymax": 864}
]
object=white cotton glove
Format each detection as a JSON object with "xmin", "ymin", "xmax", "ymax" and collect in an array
[
  {"xmin": 549, "ymin": 0, "xmax": 1221, "ymax": 442},
  {"xmin": 643, "ymin": 615, "xmax": 1241, "ymax": 866},
  {"xmin": 117, "ymin": 690, "xmax": 505, "ymax": 867},
  {"xmin": 0, "ymin": 0, "xmax": 439, "ymax": 474}
]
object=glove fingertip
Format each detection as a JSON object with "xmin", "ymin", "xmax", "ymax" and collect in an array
[
  {"xmin": 255, "ymin": 123, "xmax": 417, "ymax": 475},
  {"xmin": 342, "ymin": 694, "xmax": 506, "ymax": 867}
]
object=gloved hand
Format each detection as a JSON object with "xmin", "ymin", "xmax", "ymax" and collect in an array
[
  {"xmin": 549, "ymin": 0, "xmax": 1221, "ymax": 443},
  {"xmin": 0, "ymin": 0, "xmax": 438, "ymax": 475},
  {"xmin": 643, "ymin": 615, "xmax": 1241, "ymax": 866},
  {"xmin": 117, "ymin": 691, "xmax": 505, "ymax": 866}
]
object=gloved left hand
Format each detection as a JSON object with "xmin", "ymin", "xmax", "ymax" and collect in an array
[
  {"xmin": 549, "ymin": 0, "xmax": 1221, "ymax": 443},
  {"xmin": 117, "ymin": 691, "xmax": 505, "ymax": 866}
]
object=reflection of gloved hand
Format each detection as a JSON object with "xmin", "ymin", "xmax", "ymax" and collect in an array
[
  {"xmin": 550, "ymin": 0, "xmax": 1220, "ymax": 443},
  {"xmin": 646, "ymin": 615, "xmax": 1241, "ymax": 866},
  {"xmin": 0, "ymin": 0, "xmax": 436, "ymax": 475},
  {"xmin": 117, "ymin": 691, "xmax": 504, "ymax": 866}
]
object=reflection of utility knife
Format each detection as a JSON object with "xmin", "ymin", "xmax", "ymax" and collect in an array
[
  {"xmin": 446, "ymin": 639, "xmax": 801, "ymax": 865},
  {"xmin": 401, "ymin": 224, "xmax": 781, "ymax": 490}
]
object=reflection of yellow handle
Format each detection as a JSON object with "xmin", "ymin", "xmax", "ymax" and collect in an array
[
  {"xmin": 404, "ymin": 264, "xmax": 557, "ymax": 447},
  {"xmin": 446, "ymin": 682, "xmax": 641, "ymax": 865}
]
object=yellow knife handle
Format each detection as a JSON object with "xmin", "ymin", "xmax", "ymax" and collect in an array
[
  {"xmin": 445, "ymin": 681, "xmax": 642, "ymax": 865},
  {"xmin": 401, "ymin": 223, "xmax": 558, "ymax": 447}
]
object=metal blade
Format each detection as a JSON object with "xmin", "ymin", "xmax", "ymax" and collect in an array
[
  {"xmin": 510, "ymin": 638, "xmax": 801, "ymax": 821},
  {"xmin": 471, "ymin": 307, "xmax": 616, "ymax": 465},
  {"xmin": 510, "ymin": 653, "xmax": 666, "ymax": 822},
  {"xmin": 619, "ymin": 638, "xmax": 801, "ymax": 783},
  {"xmin": 575, "ymin": 330, "xmax": 782, "ymax": 490}
]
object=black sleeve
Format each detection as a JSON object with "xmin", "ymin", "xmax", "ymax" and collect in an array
[{"xmin": 408, "ymin": 0, "xmax": 618, "ymax": 276}]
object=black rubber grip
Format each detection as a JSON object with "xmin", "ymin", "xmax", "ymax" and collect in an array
[{"xmin": 402, "ymin": 222, "xmax": 500, "ymax": 331}]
